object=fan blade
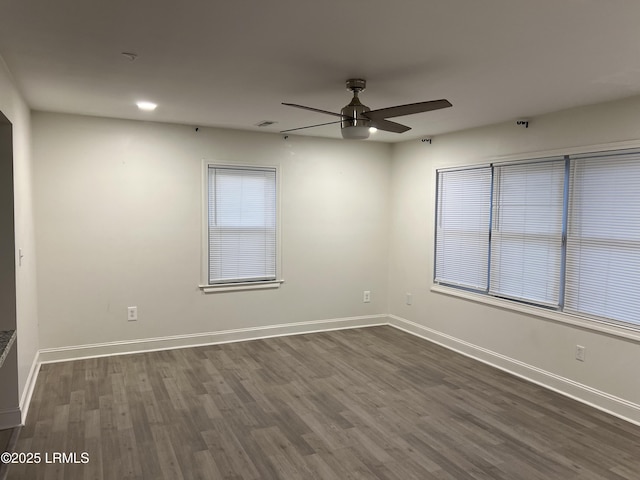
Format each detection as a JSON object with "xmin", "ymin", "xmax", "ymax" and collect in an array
[
  {"xmin": 370, "ymin": 118, "xmax": 411, "ymax": 133},
  {"xmin": 365, "ymin": 99, "xmax": 452, "ymax": 119},
  {"xmin": 280, "ymin": 120, "xmax": 345, "ymax": 133},
  {"xmin": 282, "ymin": 103, "xmax": 349, "ymax": 119}
]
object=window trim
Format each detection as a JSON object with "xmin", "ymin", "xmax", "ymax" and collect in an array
[
  {"xmin": 199, "ymin": 160, "xmax": 283, "ymax": 293},
  {"xmin": 199, "ymin": 279, "xmax": 284, "ymax": 293}
]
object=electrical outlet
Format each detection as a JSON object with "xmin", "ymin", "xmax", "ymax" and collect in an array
[
  {"xmin": 363, "ymin": 291, "xmax": 371, "ymax": 303},
  {"xmin": 575, "ymin": 345, "xmax": 586, "ymax": 362},
  {"xmin": 406, "ymin": 293, "xmax": 413, "ymax": 305},
  {"xmin": 127, "ymin": 306, "xmax": 138, "ymax": 322}
]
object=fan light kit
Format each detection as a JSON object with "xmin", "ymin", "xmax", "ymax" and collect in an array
[{"xmin": 282, "ymin": 79, "xmax": 452, "ymax": 140}]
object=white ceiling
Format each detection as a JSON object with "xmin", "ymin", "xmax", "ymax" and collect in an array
[{"xmin": 2, "ymin": 0, "xmax": 640, "ymax": 142}]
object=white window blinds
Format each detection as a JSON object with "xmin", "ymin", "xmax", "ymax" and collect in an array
[
  {"xmin": 435, "ymin": 167, "xmax": 491, "ymax": 290},
  {"xmin": 208, "ymin": 166, "xmax": 277, "ymax": 284},
  {"xmin": 565, "ymin": 151, "xmax": 640, "ymax": 326},
  {"xmin": 489, "ymin": 159, "xmax": 565, "ymax": 306},
  {"xmin": 435, "ymin": 150, "xmax": 640, "ymax": 330}
]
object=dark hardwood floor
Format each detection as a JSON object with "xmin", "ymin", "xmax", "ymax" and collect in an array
[
  {"xmin": 6, "ymin": 326, "xmax": 640, "ymax": 479},
  {"xmin": 0, "ymin": 427, "xmax": 18, "ymax": 480},
  {"xmin": 0, "ymin": 429, "xmax": 11, "ymax": 455}
]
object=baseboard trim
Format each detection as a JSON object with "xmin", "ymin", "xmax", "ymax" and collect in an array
[
  {"xmin": 19, "ymin": 350, "xmax": 41, "ymax": 425},
  {"xmin": 388, "ymin": 314, "xmax": 640, "ymax": 427},
  {"xmin": 0, "ymin": 408, "xmax": 21, "ymax": 431},
  {"xmin": 38, "ymin": 315, "xmax": 389, "ymax": 364}
]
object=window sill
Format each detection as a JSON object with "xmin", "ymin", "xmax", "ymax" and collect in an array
[
  {"xmin": 199, "ymin": 279, "xmax": 284, "ymax": 293},
  {"xmin": 431, "ymin": 284, "xmax": 640, "ymax": 344}
]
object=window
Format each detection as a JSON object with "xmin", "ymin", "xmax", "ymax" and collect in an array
[
  {"xmin": 434, "ymin": 149, "xmax": 640, "ymax": 329},
  {"xmin": 435, "ymin": 166, "xmax": 491, "ymax": 290},
  {"xmin": 564, "ymin": 151, "xmax": 640, "ymax": 325},
  {"xmin": 204, "ymin": 164, "xmax": 278, "ymax": 288},
  {"xmin": 489, "ymin": 159, "xmax": 565, "ymax": 307}
]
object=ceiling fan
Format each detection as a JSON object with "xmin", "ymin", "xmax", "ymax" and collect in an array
[{"xmin": 281, "ymin": 78, "xmax": 452, "ymax": 139}]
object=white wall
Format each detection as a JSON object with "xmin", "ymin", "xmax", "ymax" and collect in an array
[
  {"xmin": 33, "ymin": 113, "xmax": 391, "ymax": 350},
  {"xmin": 31, "ymin": 96, "xmax": 640, "ymax": 424},
  {"xmin": 0, "ymin": 57, "xmax": 39, "ymax": 426},
  {"xmin": 388, "ymin": 96, "xmax": 640, "ymax": 423}
]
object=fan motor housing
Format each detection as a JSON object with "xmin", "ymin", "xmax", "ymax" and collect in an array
[
  {"xmin": 340, "ymin": 106, "xmax": 371, "ymax": 139},
  {"xmin": 341, "ymin": 79, "xmax": 371, "ymax": 139}
]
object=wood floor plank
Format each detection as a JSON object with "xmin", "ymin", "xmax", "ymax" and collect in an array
[
  {"xmin": 191, "ymin": 449, "xmax": 223, "ymax": 480},
  {"xmin": 8, "ymin": 326, "xmax": 640, "ymax": 479}
]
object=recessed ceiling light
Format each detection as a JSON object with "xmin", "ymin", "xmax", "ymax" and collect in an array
[
  {"xmin": 369, "ymin": 127, "xmax": 378, "ymax": 133},
  {"xmin": 136, "ymin": 101, "xmax": 157, "ymax": 111}
]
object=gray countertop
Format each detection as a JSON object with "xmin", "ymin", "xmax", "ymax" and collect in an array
[{"xmin": 0, "ymin": 329, "xmax": 16, "ymax": 369}]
